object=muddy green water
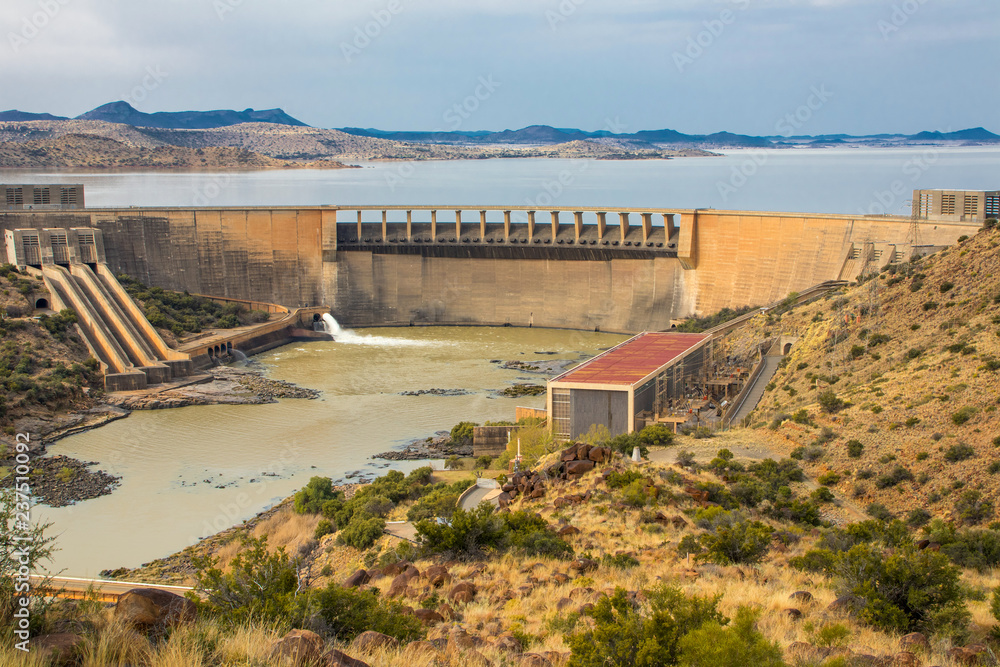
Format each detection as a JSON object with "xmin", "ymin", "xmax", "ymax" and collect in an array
[{"xmin": 36, "ymin": 326, "xmax": 626, "ymax": 576}]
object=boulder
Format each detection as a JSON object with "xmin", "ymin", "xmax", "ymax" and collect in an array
[
  {"xmin": 561, "ymin": 445, "xmax": 579, "ymax": 462},
  {"xmin": 424, "ymin": 565, "xmax": 451, "ymax": 588},
  {"xmin": 576, "ymin": 444, "xmax": 592, "ymax": 460},
  {"xmin": 414, "ymin": 608, "xmax": 445, "ymax": 626},
  {"xmin": 29, "ymin": 634, "xmax": 83, "ymax": 666},
  {"xmin": 558, "ymin": 525, "xmax": 580, "ymax": 537},
  {"xmin": 520, "ymin": 654, "xmax": 553, "ymax": 667},
  {"xmin": 498, "ymin": 491, "xmax": 512, "ymax": 508},
  {"xmin": 380, "ymin": 561, "xmax": 411, "ymax": 578},
  {"xmin": 552, "ymin": 572, "xmax": 570, "ymax": 585},
  {"xmin": 494, "ymin": 632, "xmax": 523, "ymax": 655},
  {"xmin": 569, "ymin": 558, "xmax": 598, "ymax": 573},
  {"xmin": 588, "ymin": 447, "xmax": 607, "ymax": 463},
  {"xmin": 343, "ymin": 569, "xmax": 371, "ymax": 588},
  {"xmin": 553, "ymin": 497, "xmax": 570, "ymax": 509},
  {"xmin": 899, "ymin": 632, "xmax": 928, "ymax": 652},
  {"xmin": 387, "ymin": 573, "xmax": 410, "ymax": 598},
  {"xmin": 269, "ymin": 629, "xmax": 326, "ymax": 666},
  {"xmin": 789, "ymin": 591, "xmax": 814, "ymax": 603},
  {"xmin": 324, "ymin": 649, "xmax": 370, "ymax": 667},
  {"xmin": 566, "ymin": 460, "xmax": 596, "ymax": 476},
  {"xmin": 948, "ymin": 644, "xmax": 989, "ymax": 665},
  {"xmin": 784, "ymin": 608, "xmax": 802, "ymax": 620},
  {"xmin": 438, "ymin": 603, "xmax": 458, "ymax": 621},
  {"xmin": 448, "ymin": 581, "xmax": 478, "ymax": 604},
  {"xmin": 827, "ymin": 595, "xmax": 859, "ymax": 613},
  {"xmin": 447, "ymin": 627, "xmax": 480, "ymax": 651},
  {"xmin": 352, "ymin": 630, "xmax": 399, "ymax": 653},
  {"xmin": 114, "ymin": 588, "xmax": 196, "ymax": 631},
  {"xmin": 556, "ymin": 597, "xmax": 574, "ymax": 611},
  {"xmin": 529, "ymin": 487, "xmax": 545, "ymax": 499},
  {"xmin": 892, "ymin": 651, "xmax": 919, "ymax": 667}
]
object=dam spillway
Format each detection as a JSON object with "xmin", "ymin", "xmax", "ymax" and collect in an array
[{"xmin": 1, "ymin": 203, "xmax": 983, "ymax": 333}]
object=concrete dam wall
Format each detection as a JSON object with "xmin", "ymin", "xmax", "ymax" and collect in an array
[{"xmin": 1, "ymin": 205, "xmax": 982, "ymax": 333}]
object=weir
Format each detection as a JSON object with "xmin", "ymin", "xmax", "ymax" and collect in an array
[{"xmin": 1, "ymin": 199, "xmax": 985, "ymax": 335}]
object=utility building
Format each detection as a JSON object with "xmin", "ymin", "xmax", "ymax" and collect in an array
[
  {"xmin": 2, "ymin": 184, "xmax": 85, "ymax": 210},
  {"xmin": 547, "ymin": 332, "xmax": 714, "ymax": 441},
  {"xmin": 912, "ymin": 189, "xmax": 999, "ymax": 223}
]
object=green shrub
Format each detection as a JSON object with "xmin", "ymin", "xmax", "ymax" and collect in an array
[
  {"xmin": 565, "ymin": 585, "xmax": 727, "ymax": 667},
  {"xmin": 638, "ymin": 423, "xmax": 675, "ymax": 447},
  {"xmin": 944, "ymin": 443, "xmax": 975, "ymax": 462},
  {"xmin": 951, "ymin": 407, "xmax": 977, "ymax": 425},
  {"xmin": 991, "ymin": 587, "xmax": 1000, "ymax": 635},
  {"xmin": 295, "ymin": 583, "xmax": 423, "ymax": 643},
  {"xmin": 954, "ymin": 490, "xmax": 994, "ymax": 525},
  {"xmin": 812, "ymin": 487, "xmax": 835, "ymax": 503},
  {"xmin": 834, "ymin": 543, "xmax": 968, "ymax": 635},
  {"xmin": 866, "ymin": 503, "xmax": 895, "ymax": 522},
  {"xmin": 336, "ymin": 516, "xmax": 386, "ymax": 550},
  {"xmin": 415, "ymin": 504, "xmax": 572, "ymax": 560},
  {"xmin": 449, "ymin": 421, "xmax": 477, "ymax": 445},
  {"xmin": 677, "ymin": 606, "xmax": 786, "ymax": 667},
  {"xmin": 906, "ymin": 509, "xmax": 932, "ymax": 528},
  {"xmin": 314, "ymin": 519, "xmax": 334, "ymax": 540},
  {"xmin": 601, "ymin": 553, "xmax": 641, "ymax": 569},
  {"xmin": 295, "ymin": 477, "xmax": 340, "ymax": 514},
  {"xmin": 695, "ymin": 511, "xmax": 773, "ymax": 565},
  {"xmin": 817, "ymin": 390, "xmax": 848, "ymax": 413},
  {"xmin": 812, "ymin": 622, "xmax": 851, "ymax": 648},
  {"xmin": 923, "ymin": 301, "xmax": 938, "ymax": 311},
  {"xmin": 192, "ymin": 536, "xmax": 298, "ymax": 627},
  {"xmin": 605, "ymin": 470, "xmax": 644, "ymax": 489},
  {"xmin": 875, "ymin": 466, "xmax": 913, "ymax": 489},
  {"xmin": 818, "ymin": 472, "xmax": 841, "ymax": 486},
  {"xmin": 791, "ymin": 409, "xmax": 810, "ymax": 424},
  {"xmin": 846, "ymin": 440, "xmax": 864, "ymax": 458},
  {"xmin": 475, "ymin": 455, "xmax": 494, "ymax": 469}
]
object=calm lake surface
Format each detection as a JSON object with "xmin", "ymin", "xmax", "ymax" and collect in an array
[
  {"xmin": 13, "ymin": 148, "xmax": 999, "ymax": 575},
  {"xmin": 5, "ymin": 146, "xmax": 999, "ymax": 215}
]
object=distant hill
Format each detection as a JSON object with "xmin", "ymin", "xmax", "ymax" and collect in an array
[
  {"xmin": 909, "ymin": 127, "xmax": 1000, "ymax": 142},
  {"xmin": 75, "ymin": 101, "xmax": 309, "ymax": 130},
  {"xmin": 0, "ymin": 110, "xmax": 69, "ymax": 122}
]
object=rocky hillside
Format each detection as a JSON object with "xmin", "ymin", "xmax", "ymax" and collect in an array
[
  {"xmin": 731, "ymin": 221, "xmax": 1000, "ymax": 523},
  {"xmin": 0, "ymin": 132, "xmax": 349, "ymax": 170},
  {"xmin": 0, "ymin": 119, "xmax": 712, "ymax": 167}
]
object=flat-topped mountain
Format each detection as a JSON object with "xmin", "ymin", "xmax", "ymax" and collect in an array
[{"xmin": 74, "ymin": 101, "xmax": 308, "ymax": 130}]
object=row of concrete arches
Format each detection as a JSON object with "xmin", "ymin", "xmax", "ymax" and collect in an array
[{"xmin": 206, "ymin": 342, "xmax": 233, "ymax": 358}]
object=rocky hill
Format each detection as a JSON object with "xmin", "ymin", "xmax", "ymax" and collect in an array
[
  {"xmin": 729, "ymin": 221, "xmax": 1000, "ymax": 523},
  {"xmin": 0, "ymin": 131, "xmax": 350, "ymax": 170},
  {"xmin": 76, "ymin": 101, "xmax": 308, "ymax": 129},
  {"xmin": 0, "ymin": 119, "xmax": 712, "ymax": 168}
]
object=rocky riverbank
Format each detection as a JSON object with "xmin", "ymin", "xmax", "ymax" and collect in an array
[
  {"xmin": 104, "ymin": 366, "xmax": 319, "ymax": 410},
  {"xmin": 374, "ymin": 431, "xmax": 473, "ymax": 461},
  {"xmin": 0, "ymin": 454, "xmax": 122, "ymax": 507}
]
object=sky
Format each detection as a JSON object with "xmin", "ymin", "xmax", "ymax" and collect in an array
[{"xmin": 2, "ymin": 0, "xmax": 997, "ymax": 135}]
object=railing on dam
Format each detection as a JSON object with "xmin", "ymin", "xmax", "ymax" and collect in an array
[{"xmin": 331, "ymin": 206, "xmax": 695, "ymax": 256}]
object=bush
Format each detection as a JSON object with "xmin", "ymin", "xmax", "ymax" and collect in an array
[
  {"xmin": 817, "ymin": 390, "xmax": 848, "ymax": 413},
  {"xmin": 833, "ymin": 543, "xmax": 968, "ymax": 635},
  {"xmin": 638, "ymin": 423, "xmax": 675, "ymax": 447},
  {"xmin": 295, "ymin": 583, "xmax": 423, "ymax": 643},
  {"xmin": 866, "ymin": 503, "xmax": 895, "ymax": 522},
  {"xmin": 944, "ymin": 443, "xmax": 975, "ymax": 462},
  {"xmin": 951, "ymin": 407, "xmax": 977, "ymax": 425},
  {"xmin": 601, "ymin": 553, "xmax": 641, "ymax": 569},
  {"xmin": 875, "ymin": 466, "xmax": 913, "ymax": 489},
  {"xmin": 605, "ymin": 470, "xmax": 644, "ymax": 489},
  {"xmin": 923, "ymin": 301, "xmax": 938, "ymax": 311},
  {"xmin": 294, "ymin": 476, "xmax": 339, "ymax": 514},
  {"xmin": 475, "ymin": 454, "xmax": 494, "ymax": 469},
  {"xmin": 812, "ymin": 487, "xmax": 835, "ymax": 503},
  {"xmin": 565, "ymin": 585, "xmax": 728, "ymax": 667},
  {"xmin": 314, "ymin": 519, "xmax": 334, "ymax": 540},
  {"xmin": 449, "ymin": 421, "xmax": 477, "ymax": 445},
  {"xmin": 818, "ymin": 471, "xmax": 841, "ymax": 486},
  {"xmin": 954, "ymin": 490, "xmax": 994, "ymax": 525},
  {"xmin": 846, "ymin": 440, "xmax": 864, "ymax": 458},
  {"xmin": 696, "ymin": 512, "xmax": 773, "ymax": 565},
  {"xmin": 906, "ymin": 509, "xmax": 932, "ymax": 528},
  {"xmin": 192, "ymin": 536, "xmax": 298, "ymax": 627},
  {"xmin": 677, "ymin": 607, "xmax": 786, "ymax": 667},
  {"xmin": 336, "ymin": 515, "xmax": 386, "ymax": 550},
  {"xmin": 415, "ymin": 504, "xmax": 572, "ymax": 560}
]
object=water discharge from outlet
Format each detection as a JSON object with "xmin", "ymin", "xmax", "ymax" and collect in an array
[{"xmin": 321, "ymin": 313, "xmax": 435, "ymax": 348}]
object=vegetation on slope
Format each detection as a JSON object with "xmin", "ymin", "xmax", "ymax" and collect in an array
[
  {"xmin": 740, "ymin": 220, "xmax": 1000, "ymax": 522},
  {"xmin": 117, "ymin": 274, "xmax": 270, "ymax": 338}
]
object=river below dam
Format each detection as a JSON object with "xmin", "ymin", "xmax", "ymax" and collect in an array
[{"xmin": 36, "ymin": 326, "xmax": 626, "ymax": 576}]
